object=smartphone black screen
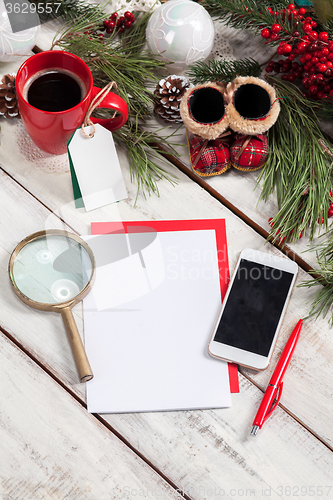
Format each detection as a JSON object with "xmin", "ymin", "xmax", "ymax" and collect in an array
[{"xmin": 213, "ymin": 259, "xmax": 294, "ymax": 357}]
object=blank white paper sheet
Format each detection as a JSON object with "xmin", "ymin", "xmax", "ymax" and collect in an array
[{"xmin": 83, "ymin": 229, "xmax": 231, "ymax": 413}]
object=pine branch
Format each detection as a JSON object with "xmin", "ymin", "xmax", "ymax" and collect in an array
[
  {"xmin": 56, "ymin": 0, "xmax": 106, "ymax": 20},
  {"xmin": 299, "ymin": 230, "xmax": 333, "ymax": 325},
  {"xmin": 186, "ymin": 58, "xmax": 261, "ymax": 84},
  {"xmin": 200, "ymin": 0, "xmax": 302, "ymax": 45},
  {"xmin": 324, "ymin": 17, "xmax": 333, "ymax": 37},
  {"xmin": 120, "ymin": 9, "xmax": 151, "ymax": 54},
  {"xmin": 114, "ymin": 124, "xmax": 179, "ymax": 200},
  {"xmin": 257, "ymin": 76, "xmax": 333, "ymax": 243},
  {"xmin": 317, "ymin": 95, "xmax": 333, "ymax": 122}
]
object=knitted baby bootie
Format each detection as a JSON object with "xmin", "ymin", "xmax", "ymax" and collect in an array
[
  {"xmin": 180, "ymin": 82, "xmax": 231, "ymax": 177},
  {"xmin": 225, "ymin": 76, "xmax": 280, "ymax": 171}
]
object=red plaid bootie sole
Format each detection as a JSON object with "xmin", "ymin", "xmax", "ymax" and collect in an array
[
  {"xmin": 230, "ymin": 134, "xmax": 269, "ymax": 172},
  {"xmin": 186, "ymin": 131, "xmax": 231, "ymax": 177}
]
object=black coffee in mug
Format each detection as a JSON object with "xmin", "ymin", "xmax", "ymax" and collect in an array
[{"xmin": 26, "ymin": 69, "xmax": 85, "ymax": 112}]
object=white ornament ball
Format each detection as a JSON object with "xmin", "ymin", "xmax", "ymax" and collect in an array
[
  {"xmin": 146, "ymin": 0, "xmax": 215, "ymax": 66},
  {"xmin": 0, "ymin": 0, "xmax": 39, "ymax": 62}
]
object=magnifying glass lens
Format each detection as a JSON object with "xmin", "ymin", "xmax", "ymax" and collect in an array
[
  {"xmin": 9, "ymin": 231, "xmax": 95, "ymax": 383},
  {"xmin": 12, "ymin": 235, "xmax": 92, "ymax": 304}
]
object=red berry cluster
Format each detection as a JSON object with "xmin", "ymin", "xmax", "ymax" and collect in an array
[
  {"xmin": 260, "ymin": 4, "xmax": 306, "ymax": 41},
  {"xmin": 80, "ymin": 11, "xmax": 135, "ymax": 42},
  {"xmin": 261, "ymin": 5, "xmax": 333, "ymax": 99},
  {"xmin": 102, "ymin": 11, "xmax": 135, "ymax": 35}
]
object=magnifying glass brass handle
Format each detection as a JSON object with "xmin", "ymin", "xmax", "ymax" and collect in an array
[{"xmin": 60, "ymin": 307, "xmax": 93, "ymax": 382}]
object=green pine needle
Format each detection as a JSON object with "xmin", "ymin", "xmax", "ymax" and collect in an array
[
  {"xmin": 317, "ymin": 96, "xmax": 333, "ymax": 122},
  {"xmin": 257, "ymin": 76, "xmax": 333, "ymax": 243},
  {"xmin": 299, "ymin": 231, "xmax": 333, "ymax": 325},
  {"xmin": 114, "ymin": 124, "xmax": 179, "ymax": 201},
  {"xmin": 200, "ymin": 0, "xmax": 301, "ymax": 45},
  {"xmin": 186, "ymin": 58, "xmax": 261, "ymax": 84},
  {"xmin": 324, "ymin": 17, "xmax": 333, "ymax": 37}
]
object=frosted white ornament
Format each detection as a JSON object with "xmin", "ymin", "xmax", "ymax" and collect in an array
[
  {"xmin": 0, "ymin": 0, "xmax": 39, "ymax": 62},
  {"xmin": 146, "ymin": 0, "xmax": 214, "ymax": 66}
]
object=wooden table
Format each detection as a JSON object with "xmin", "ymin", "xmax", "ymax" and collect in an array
[{"xmin": 1, "ymin": 18, "xmax": 333, "ymax": 500}]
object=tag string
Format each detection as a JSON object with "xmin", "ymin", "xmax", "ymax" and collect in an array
[{"xmin": 81, "ymin": 82, "xmax": 118, "ymax": 138}]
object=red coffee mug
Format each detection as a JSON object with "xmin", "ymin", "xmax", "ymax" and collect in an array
[{"xmin": 16, "ymin": 51, "xmax": 128, "ymax": 155}]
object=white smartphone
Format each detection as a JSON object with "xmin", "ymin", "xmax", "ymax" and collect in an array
[{"xmin": 208, "ymin": 248, "xmax": 298, "ymax": 370}]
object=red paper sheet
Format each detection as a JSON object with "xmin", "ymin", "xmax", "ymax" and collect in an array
[{"xmin": 91, "ymin": 219, "xmax": 239, "ymax": 393}]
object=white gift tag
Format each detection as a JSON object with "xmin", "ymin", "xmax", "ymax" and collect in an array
[{"xmin": 68, "ymin": 124, "xmax": 127, "ymax": 211}]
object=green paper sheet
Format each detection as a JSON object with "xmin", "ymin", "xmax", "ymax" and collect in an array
[{"xmin": 67, "ymin": 131, "xmax": 85, "ymax": 209}]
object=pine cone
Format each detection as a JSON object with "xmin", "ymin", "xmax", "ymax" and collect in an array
[
  {"xmin": 0, "ymin": 74, "xmax": 20, "ymax": 119},
  {"xmin": 154, "ymin": 75, "xmax": 190, "ymax": 124}
]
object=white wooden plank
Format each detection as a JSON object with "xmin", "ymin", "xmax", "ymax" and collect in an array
[
  {"xmin": 0, "ymin": 170, "xmax": 87, "ymax": 397},
  {"xmin": 0, "ymin": 106, "xmax": 332, "ymax": 449},
  {"xmin": 0, "ymin": 331, "xmax": 182, "ymax": 500},
  {"xmin": 4, "ymin": 238, "xmax": 333, "ymax": 500},
  {"xmin": 99, "ymin": 374, "xmax": 333, "ymax": 500},
  {"xmin": 3, "ymin": 165, "xmax": 329, "ymax": 500},
  {"xmin": 0, "ymin": 160, "xmax": 332, "ymax": 450}
]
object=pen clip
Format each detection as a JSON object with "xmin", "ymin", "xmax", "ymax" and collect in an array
[{"xmin": 263, "ymin": 382, "xmax": 283, "ymax": 423}]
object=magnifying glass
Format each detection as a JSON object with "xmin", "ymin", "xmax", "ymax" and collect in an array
[{"xmin": 8, "ymin": 230, "xmax": 96, "ymax": 382}]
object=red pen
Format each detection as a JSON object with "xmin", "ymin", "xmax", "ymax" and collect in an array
[{"xmin": 251, "ymin": 319, "xmax": 303, "ymax": 436}]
